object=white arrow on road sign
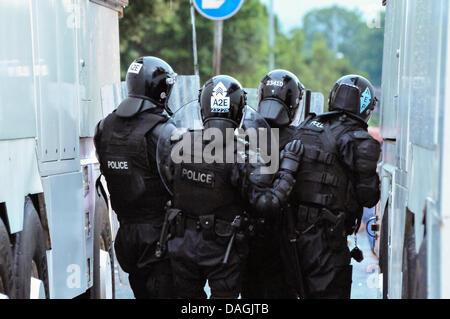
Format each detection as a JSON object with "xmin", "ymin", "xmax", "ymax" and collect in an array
[
  {"xmin": 193, "ymin": 0, "xmax": 245, "ymax": 20},
  {"xmin": 202, "ymin": 0, "xmax": 225, "ymax": 9}
]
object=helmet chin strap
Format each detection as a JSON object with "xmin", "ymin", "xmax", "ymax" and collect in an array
[
  {"xmin": 164, "ymin": 85, "xmax": 175, "ymax": 116},
  {"xmin": 164, "ymin": 102, "xmax": 173, "ymax": 116}
]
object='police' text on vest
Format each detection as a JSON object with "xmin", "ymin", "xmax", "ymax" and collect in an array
[{"xmin": 108, "ymin": 160, "xmax": 129, "ymax": 170}]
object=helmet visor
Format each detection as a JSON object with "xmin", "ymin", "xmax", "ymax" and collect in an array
[
  {"xmin": 331, "ymin": 84, "xmax": 360, "ymax": 112},
  {"xmin": 258, "ymin": 99, "xmax": 290, "ymax": 127}
]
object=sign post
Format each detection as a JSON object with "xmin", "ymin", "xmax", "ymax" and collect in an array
[
  {"xmin": 268, "ymin": 0, "xmax": 274, "ymax": 70},
  {"xmin": 190, "ymin": 0, "xmax": 199, "ymax": 77},
  {"xmin": 193, "ymin": 0, "xmax": 245, "ymax": 75},
  {"xmin": 213, "ymin": 20, "xmax": 223, "ymax": 75}
]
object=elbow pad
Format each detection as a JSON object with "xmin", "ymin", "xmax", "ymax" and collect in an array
[
  {"xmin": 356, "ymin": 175, "xmax": 380, "ymax": 208},
  {"xmin": 251, "ymin": 171, "xmax": 296, "ymax": 217},
  {"xmin": 271, "ymin": 171, "xmax": 296, "ymax": 204},
  {"xmin": 254, "ymin": 194, "xmax": 281, "ymax": 218},
  {"xmin": 248, "ymin": 164, "xmax": 275, "ymax": 188},
  {"xmin": 353, "ymin": 134, "xmax": 381, "ymax": 177},
  {"xmin": 280, "ymin": 140, "xmax": 304, "ymax": 173}
]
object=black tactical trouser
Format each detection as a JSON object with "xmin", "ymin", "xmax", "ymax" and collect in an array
[
  {"xmin": 241, "ymin": 221, "xmax": 298, "ymax": 299},
  {"xmin": 168, "ymin": 228, "xmax": 247, "ymax": 299},
  {"xmin": 241, "ymin": 235, "xmax": 298, "ymax": 299},
  {"xmin": 114, "ymin": 223, "xmax": 174, "ymax": 299},
  {"xmin": 294, "ymin": 221, "xmax": 352, "ymax": 299}
]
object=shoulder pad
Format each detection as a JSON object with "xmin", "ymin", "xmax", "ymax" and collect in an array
[
  {"xmin": 352, "ymin": 130, "xmax": 372, "ymax": 140},
  {"xmin": 315, "ymin": 111, "xmax": 342, "ymax": 121}
]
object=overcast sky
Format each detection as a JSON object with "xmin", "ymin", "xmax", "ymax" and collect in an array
[{"xmin": 259, "ymin": 0, "xmax": 385, "ymax": 32}]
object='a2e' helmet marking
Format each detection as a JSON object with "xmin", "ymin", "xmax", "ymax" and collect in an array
[{"xmin": 211, "ymin": 82, "xmax": 231, "ymax": 113}]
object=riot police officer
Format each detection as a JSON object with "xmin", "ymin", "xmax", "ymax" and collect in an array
[
  {"xmin": 240, "ymin": 69, "xmax": 305, "ymax": 299},
  {"xmin": 162, "ymin": 75, "xmax": 247, "ymax": 299},
  {"xmin": 94, "ymin": 56, "xmax": 176, "ymax": 298},
  {"xmin": 277, "ymin": 74, "xmax": 381, "ymax": 298}
]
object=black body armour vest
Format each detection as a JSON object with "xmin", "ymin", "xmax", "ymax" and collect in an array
[
  {"xmin": 290, "ymin": 113, "xmax": 357, "ymax": 213},
  {"xmin": 97, "ymin": 111, "xmax": 169, "ymax": 221},
  {"xmin": 172, "ymin": 132, "xmax": 244, "ymax": 222}
]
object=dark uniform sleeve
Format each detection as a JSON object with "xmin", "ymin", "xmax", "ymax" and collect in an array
[
  {"xmin": 231, "ymin": 163, "xmax": 295, "ymax": 218},
  {"xmin": 231, "ymin": 140, "xmax": 303, "ymax": 218},
  {"xmin": 338, "ymin": 129, "xmax": 381, "ymax": 208}
]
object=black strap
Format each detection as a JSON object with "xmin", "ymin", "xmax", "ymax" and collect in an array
[
  {"xmin": 284, "ymin": 205, "xmax": 306, "ymax": 298},
  {"xmin": 302, "ymin": 147, "xmax": 335, "ymax": 165},
  {"xmin": 299, "ymin": 192, "xmax": 333, "ymax": 206},
  {"xmin": 299, "ymin": 171, "xmax": 339, "ymax": 187},
  {"xmin": 95, "ymin": 174, "xmax": 109, "ymax": 211}
]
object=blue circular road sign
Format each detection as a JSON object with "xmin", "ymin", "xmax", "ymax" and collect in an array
[{"xmin": 193, "ymin": 0, "xmax": 245, "ymax": 20}]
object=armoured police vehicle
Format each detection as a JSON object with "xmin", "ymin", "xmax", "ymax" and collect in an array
[
  {"xmin": 0, "ymin": 0, "xmax": 129, "ymax": 299},
  {"xmin": 376, "ymin": 0, "xmax": 450, "ymax": 299}
]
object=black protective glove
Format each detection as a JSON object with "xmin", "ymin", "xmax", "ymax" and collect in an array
[{"xmin": 280, "ymin": 139, "xmax": 304, "ymax": 173}]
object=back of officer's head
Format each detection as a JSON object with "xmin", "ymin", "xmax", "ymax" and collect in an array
[
  {"xmin": 328, "ymin": 74, "xmax": 377, "ymax": 123},
  {"xmin": 257, "ymin": 69, "xmax": 304, "ymax": 128},
  {"xmin": 125, "ymin": 56, "xmax": 177, "ymax": 115},
  {"xmin": 199, "ymin": 75, "xmax": 246, "ymax": 132}
]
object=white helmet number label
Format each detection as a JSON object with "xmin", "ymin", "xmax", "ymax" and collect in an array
[
  {"xmin": 128, "ymin": 62, "xmax": 143, "ymax": 74},
  {"xmin": 360, "ymin": 87, "xmax": 372, "ymax": 113},
  {"xmin": 211, "ymin": 82, "xmax": 230, "ymax": 113}
]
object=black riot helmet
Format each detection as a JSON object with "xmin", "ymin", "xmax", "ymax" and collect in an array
[
  {"xmin": 116, "ymin": 56, "xmax": 177, "ymax": 117},
  {"xmin": 257, "ymin": 69, "xmax": 304, "ymax": 127},
  {"xmin": 199, "ymin": 75, "xmax": 246, "ymax": 132},
  {"xmin": 328, "ymin": 74, "xmax": 377, "ymax": 123}
]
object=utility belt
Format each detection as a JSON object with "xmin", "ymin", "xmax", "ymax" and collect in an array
[
  {"xmin": 155, "ymin": 205, "xmax": 247, "ymax": 263},
  {"xmin": 172, "ymin": 212, "xmax": 243, "ymax": 240}
]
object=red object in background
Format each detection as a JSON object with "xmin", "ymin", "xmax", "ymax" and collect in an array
[{"xmin": 368, "ymin": 126, "xmax": 381, "ymax": 142}]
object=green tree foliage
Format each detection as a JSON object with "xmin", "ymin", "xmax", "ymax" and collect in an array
[
  {"xmin": 274, "ymin": 27, "xmax": 357, "ymax": 102},
  {"xmin": 120, "ymin": 0, "xmax": 269, "ymax": 88},
  {"xmin": 302, "ymin": 5, "xmax": 384, "ymax": 86},
  {"xmin": 119, "ymin": 1, "xmax": 383, "ymax": 118},
  {"xmin": 120, "ymin": 1, "xmax": 203, "ymax": 79},
  {"xmin": 303, "ymin": 5, "xmax": 364, "ymax": 53},
  {"xmin": 349, "ymin": 12, "xmax": 385, "ymax": 86}
]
